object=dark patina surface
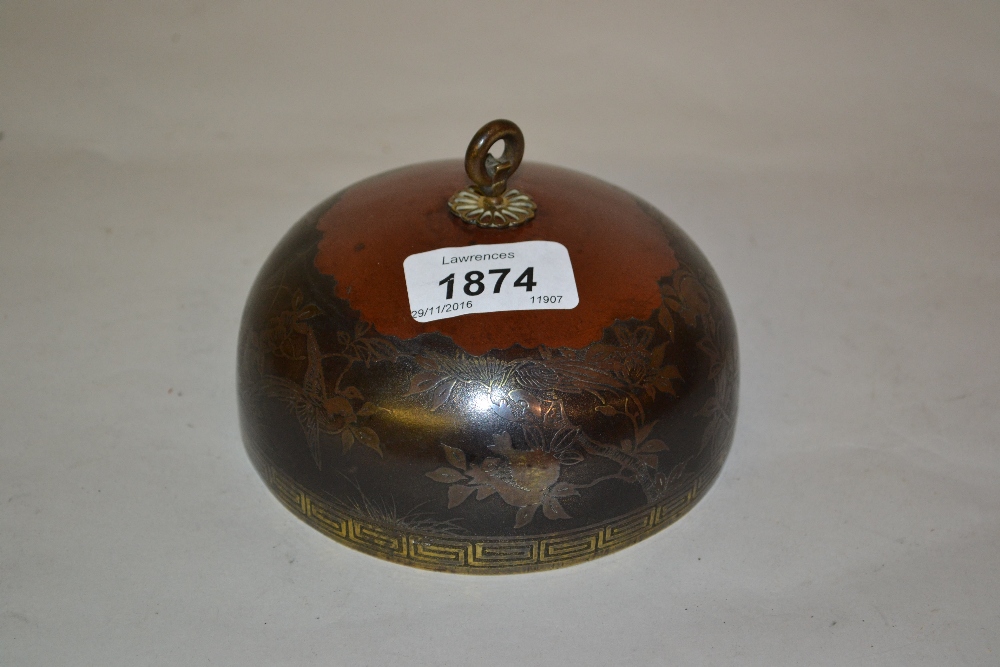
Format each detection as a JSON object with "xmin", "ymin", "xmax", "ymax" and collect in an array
[{"xmin": 238, "ymin": 159, "xmax": 738, "ymax": 573}]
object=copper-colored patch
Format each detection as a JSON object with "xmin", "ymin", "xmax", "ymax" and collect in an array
[{"xmin": 314, "ymin": 161, "xmax": 678, "ymax": 355}]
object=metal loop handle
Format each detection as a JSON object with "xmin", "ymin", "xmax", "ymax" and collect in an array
[{"xmin": 464, "ymin": 119, "xmax": 524, "ymax": 198}]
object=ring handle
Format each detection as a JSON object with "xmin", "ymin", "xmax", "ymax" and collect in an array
[
  {"xmin": 449, "ymin": 119, "xmax": 536, "ymax": 228},
  {"xmin": 464, "ymin": 119, "xmax": 524, "ymax": 198}
]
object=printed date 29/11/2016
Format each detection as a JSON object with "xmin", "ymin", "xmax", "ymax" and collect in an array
[{"xmin": 411, "ymin": 300, "xmax": 473, "ymax": 320}]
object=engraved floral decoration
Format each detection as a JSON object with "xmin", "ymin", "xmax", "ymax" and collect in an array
[
  {"xmin": 250, "ymin": 258, "xmax": 733, "ymax": 532},
  {"xmin": 584, "ymin": 324, "xmax": 683, "ymax": 401},
  {"xmin": 254, "ymin": 289, "xmax": 395, "ymax": 468},
  {"xmin": 426, "ymin": 431, "xmax": 582, "ymax": 529},
  {"xmin": 659, "ymin": 267, "xmax": 735, "ymax": 454},
  {"xmin": 448, "ymin": 187, "xmax": 536, "ymax": 228},
  {"xmin": 594, "ymin": 398, "xmax": 668, "ymax": 472},
  {"xmin": 408, "ymin": 319, "xmax": 695, "ymax": 528}
]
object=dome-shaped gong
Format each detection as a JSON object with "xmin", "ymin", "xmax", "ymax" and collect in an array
[{"xmin": 238, "ymin": 120, "xmax": 738, "ymax": 573}]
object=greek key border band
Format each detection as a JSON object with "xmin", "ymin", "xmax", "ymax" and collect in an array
[{"xmin": 246, "ymin": 444, "xmax": 728, "ymax": 573}]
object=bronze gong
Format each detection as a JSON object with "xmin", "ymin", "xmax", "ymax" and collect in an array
[{"xmin": 238, "ymin": 120, "xmax": 738, "ymax": 573}]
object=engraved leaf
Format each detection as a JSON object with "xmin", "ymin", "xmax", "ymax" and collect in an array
[
  {"xmin": 522, "ymin": 425, "xmax": 545, "ymax": 451},
  {"xmin": 661, "ymin": 365, "xmax": 682, "ymax": 380},
  {"xmin": 354, "ymin": 338, "xmax": 396, "ymax": 365},
  {"xmin": 542, "ymin": 496, "xmax": 572, "ymax": 521},
  {"xmin": 426, "ymin": 467, "xmax": 467, "ymax": 484},
  {"xmin": 612, "ymin": 325, "xmax": 629, "ymax": 346},
  {"xmin": 665, "ymin": 461, "xmax": 687, "ymax": 487},
  {"xmin": 414, "ymin": 354, "xmax": 440, "ymax": 371},
  {"xmin": 549, "ymin": 426, "xmax": 579, "ymax": 453},
  {"xmin": 489, "ymin": 398, "xmax": 518, "ymax": 422},
  {"xmin": 490, "ymin": 431, "xmax": 514, "ymax": 454},
  {"xmin": 639, "ymin": 454, "xmax": 659, "ymax": 469},
  {"xmin": 465, "ymin": 464, "xmax": 489, "ymax": 486},
  {"xmin": 279, "ymin": 339, "xmax": 298, "ymax": 359},
  {"xmin": 475, "ymin": 485, "xmax": 496, "ymax": 500},
  {"xmin": 365, "ymin": 338, "xmax": 398, "ymax": 362},
  {"xmin": 585, "ymin": 343, "xmax": 619, "ymax": 364},
  {"xmin": 447, "ymin": 484, "xmax": 476, "ymax": 509},
  {"xmin": 635, "ymin": 326, "xmax": 654, "ymax": 348},
  {"xmin": 514, "ymin": 503, "xmax": 541, "ymax": 529},
  {"xmin": 654, "ymin": 471, "xmax": 668, "ymax": 491},
  {"xmin": 558, "ymin": 450, "xmax": 584, "ymax": 465},
  {"xmin": 658, "ymin": 308, "xmax": 676, "ymax": 341},
  {"xmin": 324, "ymin": 396, "xmax": 354, "ymax": 417},
  {"xmin": 595, "ymin": 404, "xmax": 618, "ymax": 416},
  {"xmin": 298, "ymin": 304, "xmax": 320, "ymax": 319},
  {"xmin": 650, "ymin": 342, "xmax": 666, "ymax": 370},
  {"xmin": 621, "ymin": 439, "xmax": 635, "ymax": 454},
  {"xmin": 356, "ymin": 402, "xmax": 378, "ymax": 417},
  {"xmin": 549, "ymin": 482, "xmax": 579, "ymax": 498},
  {"xmin": 305, "ymin": 431, "xmax": 322, "ymax": 470},
  {"xmin": 696, "ymin": 397, "xmax": 720, "ymax": 417},
  {"xmin": 340, "ymin": 386, "xmax": 364, "ymax": 401},
  {"xmin": 336, "ymin": 331, "xmax": 351, "ymax": 346},
  {"xmin": 442, "ymin": 444, "xmax": 467, "ymax": 471},
  {"xmin": 354, "ymin": 320, "xmax": 371, "ymax": 337},
  {"xmin": 405, "ymin": 372, "xmax": 443, "ymax": 396},
  {"xmin": 430, "ymin": 379, "xmax": 458, "ymax": 411},
  {"xmin": 679, "ymin": 276, "xmax": 710, "ymax": 315},
  {"xmin": 340, "ymin": 428, "xmax": 355, "ymax": 453},
  {"xmin": 639, "ymin": 438, "xmax": 668, "ymax": 453},
  {"xmin": 654, "ymin": 365, "xmax": 682, "ymax": 395},
  {"xmin": 636, "ymin": 420, "xmax": 657, "ymax": 445},
  {"xmin": 353, "ymin": 426, "xmax": 381, "ymax": 456}
]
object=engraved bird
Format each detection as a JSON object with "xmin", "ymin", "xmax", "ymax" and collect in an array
[{"xmin": 259, "ymin": 328, "xmax": 369, "ymax": 468}]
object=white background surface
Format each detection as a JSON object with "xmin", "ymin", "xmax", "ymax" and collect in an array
[{"xmin": 2, "ymin": 2, "xmax": 998, "ymax": 665}]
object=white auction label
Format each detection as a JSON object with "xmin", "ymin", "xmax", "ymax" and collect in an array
[{"xmin": 403, "ymin": 241, "xmax": 579, "ymax": 323}]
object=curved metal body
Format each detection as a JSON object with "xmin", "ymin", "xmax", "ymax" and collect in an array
[{"xmin": 238, "ymin": 159, "xmax": 738, "ymax": 573}]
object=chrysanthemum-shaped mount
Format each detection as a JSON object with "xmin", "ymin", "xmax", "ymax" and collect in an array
[
  {"xmin": 448, "ymin": 119, "xmax": 538, "ymax": 228},
  {"xmin": 448, "ymin": 187, "xmax": 536, "ymax": 228}
]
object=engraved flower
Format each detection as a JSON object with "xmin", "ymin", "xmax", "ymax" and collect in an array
[
  {"xmin": 426, "ymin": 432, "xmax": 580, "ymax": 529},
  {"xmin": 586, "ymin": 324, "xmax": 681, "ymax": 399},
  {"xmin": 259, "ymin": 290, "xmax": 319, "ymax": 360},
  {"xmin": 658, "ymin": 268, "xmax": 712, "ymax": 339},
  {"xmin": 321, "ymin": 390, "xmax": 381, "ymax": 456},
  {"xmin": 336, "ymin": 320, "xmax": 398, "ymax": 367}
]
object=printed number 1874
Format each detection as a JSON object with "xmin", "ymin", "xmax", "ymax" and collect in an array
[{"xmin": 439, "ymin": 267, "xmax": 537, "ymax": 299}]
